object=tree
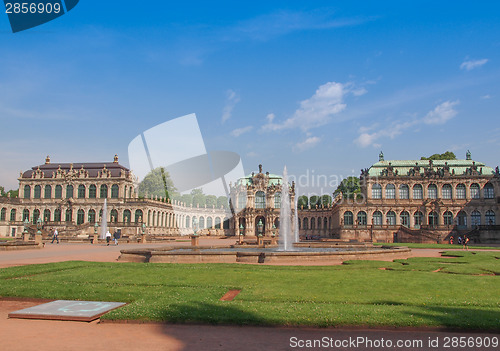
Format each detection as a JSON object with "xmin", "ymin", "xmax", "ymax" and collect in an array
[
  {"xmin": 309, "ymin": 195, "xmax": 320, "ymax": 208},
  {"xmin": 298, "ymin": 195, "xmax": 308, "ymax": 209},
  {"xmin": 334, "ymin": 177, "xmax": 361, "ymax": 199},
  {"xmin": 217, "ymin": 196, "xmax": 229, "ymax": 209},
  {"xmin": 321, "ymin": 194, "xmax": 332, "ymax": 206},
  {"xmin": 421, "ymin": 151, "xmax": 456, "ymax": 161},
  {"xmin": 138, "ymin": 168, "xmax": 177, "ymax": 199},
  {"xmin": 191, "ymin": 188, "xmax": 206, "ymax": 207},
  {"xmin": 205, "ymin": 195, "xmax": 217, "ymax": 208},
  {"xmin": 181, "ymin": 194, "xmax": 193, "ymax": 206}
]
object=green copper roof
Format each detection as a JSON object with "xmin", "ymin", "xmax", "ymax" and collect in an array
[
  {"xmin": 368, "ymin": 159, "xmax": 494, "ymax": 177},
  {"xmin": 237, "ymin": 173, "xmax": 283, "ymax": 186}
]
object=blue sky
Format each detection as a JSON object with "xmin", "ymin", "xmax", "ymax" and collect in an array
[{"xmin": 1, "ymin": 1, "xmax": 499, "ymax": 195}]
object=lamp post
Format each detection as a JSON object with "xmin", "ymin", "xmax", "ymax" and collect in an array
[
  {"xmin": 93, "ymin": 221, "xmax": 99, "ymax": 244},
  {"xmin": 238, "ymin": 223, "xmax": 244, "ymax": 244},
  {"xmin": 35, "ymin": 217, "xmax": 43, "ymax": 244},
  {"xmin": 191, "ymin": 218, "xmax": 199, "ymax": 247},
  {"xmin": 257, "ymin": 219, "xmax": 264, "ymax": 247},
  {"xmin": 23, "ymin": 218, "xmax": 30, "ymax": 241}
]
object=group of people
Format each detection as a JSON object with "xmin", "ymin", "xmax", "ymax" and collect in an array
[
  {"xmin": 50, "ymin": 228, "xmax": 121, "ymax": 245},
  {"xmin": 449, "ymin": 235, "xmax": 470, "ymax": 250},
  {"xmin": 105, "ymin": 230, "xmax": 120, "ymax": 246}
]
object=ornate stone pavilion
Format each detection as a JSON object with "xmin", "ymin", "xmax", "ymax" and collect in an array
[
  {"xmin": 0, "ymin": 156, "xmax": 230, "ymax": 239},
  {"xmin": 331, "ymin": 151, "xmax": 500, "ymax": 243},
  {"xmin": 229, "ymin": 164, "xmax": 295, "ymax": 238}
]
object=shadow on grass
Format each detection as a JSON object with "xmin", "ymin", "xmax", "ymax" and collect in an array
[
  {"xmin": 375, "ymin": 301, "xmax": 500, "ymax": 332},
  {"xmin": 157, "ymin": 301, "xmax": 270, "ymax": 326}
]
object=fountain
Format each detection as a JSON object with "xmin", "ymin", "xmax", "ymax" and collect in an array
[{"xmin": 278, "ymin": 166, "xmax": 293, "ymax": 251}]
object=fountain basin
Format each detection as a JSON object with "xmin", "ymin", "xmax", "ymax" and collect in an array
[{"xmin": 118, "ymin": 245, "xmax": 411, "ymax": 264}]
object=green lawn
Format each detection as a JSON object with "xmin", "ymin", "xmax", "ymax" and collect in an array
[
  {"xmin": 374, "ymin": 242, "xmax": 499, "ymax": 250},
  {"xmin": 0, "ymin": 251, "xmax": 499, "ymax": 330}
]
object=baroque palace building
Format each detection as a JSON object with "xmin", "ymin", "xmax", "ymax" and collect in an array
[
  {"xmin": 0, "ymin": 155, "xmax": 231, "ymax": 239},
  {"xmin": 1, "ymin": 152, "xmax": 499, "ymax": 244}
]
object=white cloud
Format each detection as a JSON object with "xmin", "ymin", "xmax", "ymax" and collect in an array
[
  {"xmin": 355, "ymin": 100, "xmax": 458, "ymax": 148},
  {"xmin": 295, "ymin": 136, "xmax": 321, "ymax": 151},
  {"xmin": 481, "ymin": 94, "xmax": 491, "ymax": 100},
  {"xmin": 221, "ymin": 89, "xmax": 240, "ymax": 123},
  {"xmin": 423, "ymin": 100, "xmax": 459, "ymax": 125},
  {"xmin": 460, "ymin": 58, "xmax": 488, "ymax": 71},
  {"xmin": 262, "ymin": 81, "xmax": 348, "ymax": 132},
  {"xmin": 246, "ymin": 151, "xmax": 258, "ymax": 157},
  {"xmin": 230, "ymin": 126, "xmax": 253, "ymax": 137}
]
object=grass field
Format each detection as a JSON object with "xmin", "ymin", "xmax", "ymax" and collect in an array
[
  {"xmin": 0, "ymin": 251, "xmax": 499, "ymax": 330},
  {"xmin": 374, "ymin": 242, "xmax": 499, "ymax": 250}
]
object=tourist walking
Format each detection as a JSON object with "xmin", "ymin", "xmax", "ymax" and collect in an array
[
  {"xmin": 463, "ymin": 236, "xmax": 469, "ymax": 250},
  {"xmin": 106, "ymin": 230, "xmax": 112, "ymax": 245},
  {"xmin": 113, "ymin": 231, "xmax": 119, "ymax": 245},
  {"xmin": 51, "ymin": 228, "xmax": 59, "ymax": 244}
]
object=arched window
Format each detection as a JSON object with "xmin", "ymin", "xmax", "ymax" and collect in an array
[
  {"xmin": 456, "ymin": 184, "xmax": 466, "ymax": 199},
  {"xmin": 55, "ymin": 185, "xmax": 62, "ymax": 199},
  {"xmin": 386, "ymin": 211, "xmax": 396, "ymax": 225},
  {"xmin": 274, "ymin": 192, "xmax": 281, "ymax": 209},
  {"xmin": 255, "ymin": 191, "xmax": 265, "ymax": 209},
  {"xmin": 43, "ymin": 209, "xmax": 51, "ymax": 222},
  {"xmin": 457, "ymin": 211, "xmax": 467, "ymax": 228},
  {"xmin": 470, "ymin": 184, "xmax": 480, "ymax": 199},
  {"xmin": 414, "ymin": 211, "xmax": 423, "ymax": 228},
  {"xmin": 484, "ymin": 183, "xmax": 495, "ymax": 199},
  {"xmin": 238, "ymin": 194, "xmax": 246, "ymax": 209},
  {"xmin": 78, "ymin": 185, "xmax": 86, "ymax": 198},
  {"xmin": 317, "ymin": 217, "xmax": 322, "ymax": 229},
  {"xmin": 385, "ymin": 184, "xmax": 395, "ymax": 199},
  {"xmin": 111, "ymin": 184, "xmax": 119, "ymax": 198},
  {"xmin": 400, "ymin": 211, "xmax": 410, "ymax": 227},
  {"xmin": 199, "ymin": 216, "xmax": 205, "ymax": 229},
  {"xmin": 372, "ymin": 211, "xmax": 383, "ymax": 226},
  {"xmin": 413, "ymin": 184, "xmax": 423, "ymax": 199},
  {"xmin": 357, "ymin": 211, "xmax": 367, "ymax": 226},
  {"xmin": 65, "ymin": 209, "xmax": 72, "ymax": 222},
  {"xmin": 123, "ymin": 210, "xmax": 131, "ymax": 223},
  {"xmin": 110, "ymin": 209, "xmax": 118, "ymax": 223},
  {"xmin": 44, "ymin": 185, "xmax": 52, "ymax": 199},
  {"xmin": 88, "ymin": 209, "xmax": 96, "ymax": 223},
  {"xmin": 399, "ymin": 185, "xmax": 409, "ymax": 199},
  {"xmin": 34, "ymin": 185, "xmax": 41, "ymax": 199},
  {"xmin": 215, "ymin": 217, "xmax": 221, "ymax": 229},
  {"xmin": 23, "ymin": 209, "xmax": 30, "ymax": 221},
  {"xmin": 0, "ymin": 208, "xmax": 6, "ymax": 221},
  {"xmin": 443, "ymin": 211, "xmax": 453, "ymax": 226},
  {"xmin": 428, "ymin": 184, "xmax": 437, "ymax": 199},
  {"xmin": 135, "ymin": 210, "xmax": 143, "ymax": 223},
  {"xmin": 324, "ymin": 217, "xmax": 328, "ymax": 229},
  {"xmin": 77, "ymin": 209, "xmax": 85, "ymax": 225},
  {"xmin": 442, "ymin": 184, "xmax": 452, "ymax": 199},
  {"xmin": 311, "ymin": 218, "xmax": 315, "ymax": 229},
  {"xmin": 471, "ymin": 210, "xmax": 481, "ymax": 226},
  {"xmin": 10, "ymin": 209, "xmax": 16, "ymax": 222},
  {"xmin": 303, "ymin": 218, "xmax": 309, "ymax": 230},
  {"xmin": 66, "ymin": 185, "xmax": 74, "ymax": 199},
  {"xmin": 428, "ymin": 211, "xmax": 438, "ymax": 228},
  {"xmin": 372, "ymin": 184, "xmax": 382, "ymax": 199},
  {"xmin": 185, "ymin": 216, "xmax": 190, "ymax": 228},
  {"xmin": 33, "ymin": 209, "xmax": 40, "ymax": 224},
  {"xmin": 24, "ymin": 185, "xmax": 31, "ymax": 199},
  {"xmin": 89, "ymin": 185, "xmax": 97, "ymax": 198},
  {"xmin": 100, "ymin": 185, "xmax": 108, "ymax": 198},
  {"xmin": 54, "ymin": 209, "xmax": 61, "ymax": 222},
  {"xmin": 207, "ymin": 217, "xmax": 213, "ymax": 229},
  {"xmin": 486, "ymin": 210, "xmax": 496, "ymax": 225}
]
